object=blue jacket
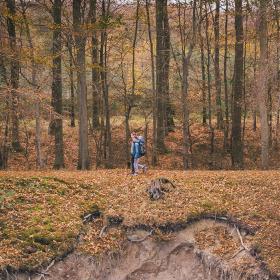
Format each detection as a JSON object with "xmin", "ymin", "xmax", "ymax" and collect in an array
[{"xmin": 131, "ymin": 140, "xmax": 140, "ymax": 159}]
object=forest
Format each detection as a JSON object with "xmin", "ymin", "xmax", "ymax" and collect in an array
[
  {"xmin": 0, "ymin": 0, "xmax": 279, "ymax": 171},
  {"xmin": 1, "ymin": 1, "xmax": 280, "ymax": 280}
]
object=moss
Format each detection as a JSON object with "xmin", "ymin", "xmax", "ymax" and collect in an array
[
  {"xmin": 29, "ymin": 205, "xmax": 43, "ymax": 212},
  {"xmin": 1, "ymin": 171, "xmax": 280, "ymax": 276},
  {"xmin": 43, "ymin": 177, "xmax": 70, "ymax": 185},
  {"xmin": 33, "ymin": 235, "xmax": 52, "ymax": 245},
  {"xmin": 200, "ymin": 200, "xmax": 215, "ymax": 211}
]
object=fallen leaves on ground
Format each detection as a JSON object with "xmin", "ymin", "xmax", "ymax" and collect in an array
[{"xmin": 0, "ymin": 169, "xmax": 280, "ymax": 276}]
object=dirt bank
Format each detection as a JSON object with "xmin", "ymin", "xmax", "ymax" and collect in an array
[{"xmin": 6, "ymin": 219, "xmax": 272, "ymax": 280}]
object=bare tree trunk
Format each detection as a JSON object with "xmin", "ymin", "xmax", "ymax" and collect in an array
[
  {"xmin": 156, "ymin": 0, "xmax": 169, "ymax": 153},
  {"xmin": 214, "ymin": 0, "xmax": 223, "ymax": 129},
  {"xmin": 257, "ymin": 0, "xmax": 269, "ymax": 169},
  {"xmin": 231, "ymin": 0, "xmax": 244, "ymax": 169},
  {"xmin": 275, "ymin": 0, "xmax": 280, "ymax": 147},
  {"xmin": 205, "ymin": 3, "xmax": 212, "ymax": 128},
  {"xmin": 223, "ymin": 0, "xmax": 229, "ymax": 150},
  {"xmin": 0, "ymin": 31, "xmax": 8, "ymax": 86},
  {"xmin": 268, "ymin": 84, "xmax": 273, "ymax": 148},
  {"xmin": 124, "ymin": 0, "xmax": 139, "ymax": 166},
  {"xmin": 68, "ymin": 39, "xmax": 75, "ymax": 128},
  {"xmin": 253, "ymin": 35, "xmax": 257, "ymax": 132},
  {"xmin": 0, "ymin": 42, "xmax": 9, "ymax": 169},
  {"xmin": 20, "ymin": 0, "xmax": 43, "ymax": 168},
  {"xmin": 131, "ymin": 0, "xmax": 139, "ymax": 98},
  {"xmin": 51, "ymin": 0, "xmax": 64, "ymax": 169},
  {"xmin": 90, "ymin": 0, "xmax": 100, "ymax": 129},
  {"xmin": 164, "ymin": 1, "xmax": 174, "ymax": 134},
  {"xmin": 145, "ymin": 0, "xmax": 157, "ymax": 165},
  {"xmin": 0, "ymin": 114, "xmax": 9, "ymax": 169},
  {"xmin": 181, "ymin": 0, "xmax": 197, "ymax": 169},
  {"xmin": 199, "ymin": 0, "xmax": 207, "ymax": 125},
  {"xmin": 6, "ymin": 0, "xmax": 21, "ymax": 152},
  {"xmin": 100, "ymin": 0, "xmax": 112, "ymax": 168},
  {"xmin": 100, "ymin": 12, "xmax": 106, "ymax": 163},
  {"xmin": 73, "ymin": 0, "xmax": 90, "ymax": 170},
  {"xmin": 181, "ymin": 56, "xmax": 190, "ymax": 169},
  {"xmin": 242, "ymin": 6, "xmax": 248, "ymax": 144},
  {"xmin": 205, "ymin": 2, "xmax": 214, "ymax": 166}
]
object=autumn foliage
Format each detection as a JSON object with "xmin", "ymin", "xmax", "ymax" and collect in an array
[{"xmin": 0, "ymin": 170, "xmax": 280, "ymax": 277}]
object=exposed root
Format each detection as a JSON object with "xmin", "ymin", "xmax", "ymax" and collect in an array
[
  {"xmin": 235, "ymin": 225, "xmax": 249, "ymax": 251},
  {"xmin": 126, "ymin": 229, "xmax": 154, "ymax": 242},
  {"xmin": 35, "ymin": 260, "xmax": 55, "ymax": 280},
  {"xmin": 99, "ymin": 226, "xmax": 107, "ymax": 238}
]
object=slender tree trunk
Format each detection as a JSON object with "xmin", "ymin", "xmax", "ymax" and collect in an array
[
  {"xmin": 68, "ymin": 40, "xmax": 75, "ymax": 127},
  {"xmin": 275, "ymin": 1, "xmax": 280, "ymax": 147},
  {"xmin": 181, "ymin": 0, "xmax": 197, "ymax": 169},
  {"xmin": 123, "ymin": 0, "xmax": 140, "ymax": 167},
  {"xmin": 0, "ymin": 39, "xmax": 9, "ymax": 169},
  {"xmin": 164, "ymin": 1, "xmax": 174, "ymax": 133},
  {"xmin": 268, "ymin": 84, "xmax": 272, "ymax": 147},
  {"xmin": 223, "ymin": 0, "xmax": 229, "ymax": 150},
  {"xmin": 253, "ymin": 35, "xmax": 257, "ymax": 132},
  {"xmin": 145, "ymin": 0, "xmax": 157, "ymax": 165},
  {"xmin": 6, "ymin": 0, "xmax": 21, "ymax": 152},
  {"xmin": 100, "ymin": 0, "xmax": 112, "ymax": 167},
  {"xmin": 128, "ymin": 0, "xmax": 139, "ymax": 161},
  {"xmin": 205, "ymin": 2, "xmax": 214, "ymax": 165},
  {"xmin": 73, "ymin": 0, "xmax": 90, "ymax": 170},
  {"xmin": 205, "ymin": 3, "xmax": 212, "ymax": 128},
  {"xmin": 156, "ymin": 0, "xmax": 169, "ymax": 152},
  {"xmin": 131, "ymin": 0, "xmax": 139, "ymax": 98},
  {"xmin": 242, "ymin": 7, "xmax": 248, "ymax": 144},
  {"xmin": 90, "ymin": 0, "xmax": 100, "ymax": 129},
  {"xmin": 100, "ymin": 12, "xmax": 106, "ymax": 163},
  {"xmin": 0, "ymin": 37, "xmax": 8, "ymax": 86},
  {"xmin": 182, "ymin": 57, "xmax": 190, "ymax": 169},
  {"xmin": 257, "ymin": 0, "xmax": 269, "ymax": 169},
  {"xmin": 0, "ymin": 114, "xmax": 9, "ymax": 169},
  {"xmin": 20, "ymin": 0, "xmax": 43, "ymax": 168},
  {"xmin": 199, "ymin": 0, "xmax": 207, "ymax": 125},
  {"xmin": 231, "ymin": 0, "xmax": 244, "ymax": 169},
  {"xmin": 214, "ymin": 0, "xmax": 223, "ymax": 129},
  {"xmin": 51, "ymin": 0, "xmax": 64, "ymax": 169},
  {"xmin": 119, "ymin": 43, "xmax": 129, "ymax": 167}
]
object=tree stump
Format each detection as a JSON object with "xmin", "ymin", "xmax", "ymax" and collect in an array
[{"xmin": 147, "ymin": 177, "xmax": 175, "ymax": 200}]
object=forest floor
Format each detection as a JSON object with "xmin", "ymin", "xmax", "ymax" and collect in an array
[
  {"xmin": 7, "ymin": 117, "xmax": 280, "ymax": 170},
  {"xmin": 0, "ymin": 169, "xmax": 280, "ymax": 278}
]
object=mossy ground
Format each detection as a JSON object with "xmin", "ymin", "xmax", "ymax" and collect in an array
[{"xmin": 0, "ymin": 170, "xmax": 279, "ymax": 276}]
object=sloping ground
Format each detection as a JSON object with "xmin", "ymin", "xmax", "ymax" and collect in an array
[
  {"xmin": 0, "ymin": 170, "xmax": 280, "ymax": 279},
  {"xmin": 6, "ymin": 120, "xmax": 280, "ymax": 171},
  {"xmin": 12, "ymin": 220, "xmax": 270, "ymax": 280}
]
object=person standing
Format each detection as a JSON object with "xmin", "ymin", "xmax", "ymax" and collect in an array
[{"xmin": 130, "ymin": 132, "xmax": 147, "ymax": 175}]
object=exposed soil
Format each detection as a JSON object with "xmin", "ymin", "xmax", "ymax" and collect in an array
[{"xmin": 7, "ymin": 219, "xmax": 271, "ymax": 280}]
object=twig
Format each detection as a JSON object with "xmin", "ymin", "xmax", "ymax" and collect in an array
[
  {"xmin": 99, "ymin": 225, "xmax": 107, "ymax": 238},
  {"xmin": 36, "ymin": 260, "xmax": 55, "ymax": 280},
  {"xmin": 83, "ymin": 213, "xmax": 92, "ymax": 223},
  {"xmin": 235, "ymin": 226, "xmax": 249, "ymax": 251},
  {"xmin": 127, "ymin": 229, "xmax": 154, "ymax": 242},
  {"xmin": 231, "ymin": 247, "xmax": 245, "ymax": 259}
]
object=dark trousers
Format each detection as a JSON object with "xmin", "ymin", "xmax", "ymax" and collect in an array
[{"xmin": 131, "ymin": 156, "xmax": 135, "ymax": 174}]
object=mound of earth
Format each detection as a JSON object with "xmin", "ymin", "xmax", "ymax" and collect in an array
[{"xmin": 10, "ymin": 220, "xmax": 270, "ymax": 280}]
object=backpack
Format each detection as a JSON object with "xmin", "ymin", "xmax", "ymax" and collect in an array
[{"xmin": 138, "ymin": 136, "xmax": 146, "ymax": 157}]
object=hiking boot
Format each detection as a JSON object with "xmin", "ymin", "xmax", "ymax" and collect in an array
[{"xmin": 143, "ymin": 165, "xmax": 147, "ymax": 173}]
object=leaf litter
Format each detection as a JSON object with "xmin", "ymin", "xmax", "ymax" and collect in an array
[{"xmin": 0, "ymin": 169, "xmax": 279, "ymax": 276}]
